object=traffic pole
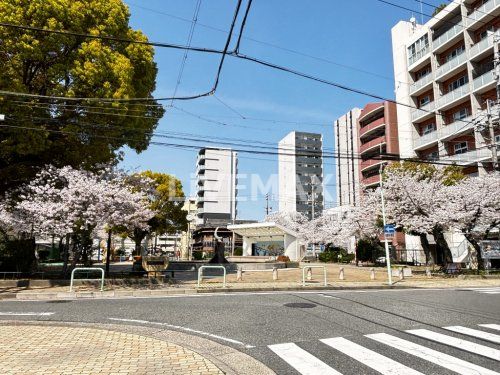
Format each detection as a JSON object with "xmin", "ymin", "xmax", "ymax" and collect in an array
[{"xmin": 379, "ymin": 164, "xmax": 393, "ymax": 285}]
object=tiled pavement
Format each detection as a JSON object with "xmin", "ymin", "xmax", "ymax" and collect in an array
[{"xmin": 0, "ymin": 325, "xmax": 224, "ymax": 375}]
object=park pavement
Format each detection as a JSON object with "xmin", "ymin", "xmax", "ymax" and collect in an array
[{"xmin": 0, "ymin": 321, "xmax": 274, "ymax": 375}]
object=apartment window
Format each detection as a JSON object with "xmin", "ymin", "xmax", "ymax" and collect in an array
[
  {"xmin": 454, "ymin": 141, "xmax": 468, "ymax": 154},
  {"xmin": 479, "ymin": 25, "xmax": 495, "ymax": 40},
  {"xmin": 448, "ymin": 75, "xmax": 468, "ymax": 92},
  {"xmin": 420, "ymin": 95, "xmax": 431, "ymax": 106},
  {"xmin": 427, "ymin": 151, "xmax": 439, "ymax": 161},
  {"xmin": 445, "ymin": 45, "xmax": 465, "ymax": 62},
  {"xmin": 408, "ymin": 35, "xmax": 429, "ymax": 63},
  {"xmin": 495, "ymin": 135, "xmax": 500, "ymax": 149},
  {"xmin": 452, "ymin": 108, "xmax": 470, "ymax": 121},
  {"xmin": 423, "ymin": 123, "xmax": 436, "ymax": 135},
  {"xmin": 416, "ymin": 67, "xmax": 431, "ymax": 80}
]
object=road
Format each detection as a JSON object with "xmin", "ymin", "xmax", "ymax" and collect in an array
[{"xmin": 1, "ymin": 287, "xmax": 500, "ymax": 374}]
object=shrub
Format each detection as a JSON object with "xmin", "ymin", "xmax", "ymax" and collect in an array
[
  {"xmin": 356, "ymin": 239, "xmax": 385, "ymax": 262},
  {"xmin": 233, "ymin": 247, "xmax": 243, "ymax": 256},
  {"xmin": 277, "ymin": 255, "xmax": 290, "ymax": 263},
  {"xmin": 193, "ymin": 251, "xmax": 204, "ymax": 260},
  {"xmin": 319, "ymin": 246, "xmax": 348, "ymax": 263}
]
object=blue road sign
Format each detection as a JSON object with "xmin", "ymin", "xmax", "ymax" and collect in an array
[{"xmin": 384, "ymin": 224, "xmax": 396, "ymax": 235}]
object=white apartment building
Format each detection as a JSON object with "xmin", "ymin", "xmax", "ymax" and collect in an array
[
  {"xmin": 278, "ymin": 131, "xmax": 324, "ymax": 220},
  {"xmin": 196, "ymin": 148, "xmax": 238, "ymax": 227},
  {"xmin": 334, "ymin": 108, "xmax": 362, "ymax": 207},
  {"xmin": 391, "ymin": 0, "xmax": 499, "ymax": 175}
]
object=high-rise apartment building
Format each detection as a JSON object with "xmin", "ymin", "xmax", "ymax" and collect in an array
[
  {"xmin": 391, "ymin": 0, "xmax": 499, "ymax": 175},
  {"xmin": 278, "ymin": 131, "xmax": 324, "ymax": 219},
  {"xmin": 334, "ymin": 108, "xmax": 362, "ymax": 206},
  {"xmin": 358, "ymin": 101, "xmax": 400, "ymax": 188},
  {"xmin": 196, "ymin": 148, "xmax": 238, "ymax": 227}
]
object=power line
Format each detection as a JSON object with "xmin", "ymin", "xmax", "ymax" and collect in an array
[{"xmin": 234, "ymin": 0, "xmax": 253, "ymax": 54}]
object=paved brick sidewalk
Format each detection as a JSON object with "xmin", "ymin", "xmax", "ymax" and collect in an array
[{"xmin": 0, "ymin": 325, "xmax": 223, "ymax": 375}]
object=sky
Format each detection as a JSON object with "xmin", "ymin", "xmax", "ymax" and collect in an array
[{"xmin": 120, "ymin": 0, "xmax": 443, "ymax": 221}]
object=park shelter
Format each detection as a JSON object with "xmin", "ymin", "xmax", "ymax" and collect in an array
[{"xmin": 227, "ymin": 222, "xmax": 304, "ymax": 261}]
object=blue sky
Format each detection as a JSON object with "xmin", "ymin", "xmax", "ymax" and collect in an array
[{"xmin": 121, "ymin": 0, "xmax": 442, "ymax": 220}]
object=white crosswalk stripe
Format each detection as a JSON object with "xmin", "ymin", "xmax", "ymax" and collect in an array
[
  {"xmin": 479, "ymin": 324, "xmax": 500, "ymax": 332},
  {"xmin": 367, "ymin": 332, "xmax": 500, "ymax": 375},
  {"xmin": 268, "ymin": 324, "xmax": 500, "ymax": 375},
  {"xmin": 320, "ymin": 337, "xmax": 424, "ymax": 375},
  {"xmin": 444, "ymin": 326, "xmax": 500, "ymax": 344},
  {"xmin": 268, "ymin": 342, "xmax": 342, "ymax": 375},
  {"xmin": 406, "ymin": 328, "xmax": 500, "ymax": 361}
]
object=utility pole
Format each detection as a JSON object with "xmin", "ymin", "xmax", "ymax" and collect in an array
[
  {"xmin": 379, "ymin": 163, "xmax": 393, "ymax": 286},
  {"xmin": 487, "ymin": 100, "xmax": 499, "ymax": 172}
]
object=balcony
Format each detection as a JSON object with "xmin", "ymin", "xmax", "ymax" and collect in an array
[
  {"xmin": 413, "ymin": 131, "xmax": 439, "ymax": 151},
  {"xmin": 469, "ymin": 35, "xmax": 494, "ymax": 61},
  {"xmin": 432, "ymin": 23, "xmax": 464, "ymax": 52},
  {"xmin": 441, "ymin": 148, "xmax": 492, "ymax": 164},
  {"xmin": 359, "ymin": 117, "xmax": 386, "ymax": 138},
  {"xmin": 361, "ymin": 174, "xmax": 381, "ymax": 188},
  {"xmin": 360, "ymin": 159, "xmax": 384, "ymax": 172},
  {"xmin": 411, "ymin": 102, "xmax": 435, "ymax": 123},
  {"xmin": 410, "ymin": 73, "xmax": 434, "ymax": 96},
  {"xmin": 435, "ymin": 52, "xmax": 468, "ymax": 81},
  {"xmin": 438, "ymin": 115, "xmax": 474, "ymax": 141},
  {"xmin": 197, "ymin": 208, "xmax": 204, "ymax": 215},
  {"xmin": 408, "ymin": 45, "xmax": 431, "ymax": 68},
  {"xmin": 466, "ymin": 0, "xmax": 500, "ymax": 29},
  {"xmin": 436, "ymin": 84, "xmax": 470, "ymax": 110},
  {"xmin": 472, "ymin": 69, "xmax": 495, "ymax": 93},
  {"xmin": 359, "ymin": 135, "xmax": 386, "ymax": 155}
]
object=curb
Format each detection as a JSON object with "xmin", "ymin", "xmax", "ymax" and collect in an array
[
  {"xmin": 7, "ymin": 284, "xmax": 423, "ymax": 301},
  {"xmin": 0, "ymin": 320, "xmax": 275, "ymax": 375}
]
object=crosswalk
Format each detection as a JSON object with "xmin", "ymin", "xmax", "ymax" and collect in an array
[
  {"xmin": 268, "ymin": 324, "xmax": 500, "ymax": 375},
  {"xmin": 465, "ymin": 287, "xmax": 500, "ymax": 295}
]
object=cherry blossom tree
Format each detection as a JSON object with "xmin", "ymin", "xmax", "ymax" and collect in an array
[
  {"xmin": 1, "ymin": 165, "xmax": 153, "ymax": 274},
  {"xmin": 445, "ymin": 173, "xmax": 500, "ymax": 269}
]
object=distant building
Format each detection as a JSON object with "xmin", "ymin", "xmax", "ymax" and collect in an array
[
  {"xmin": 358, "ymin": 101, "xmax": 400, "ymax": 189},
  {"xmin": 196, "ymin": 148, "xmax": 238, "ymax": 227},
  {"xmin": 334, "ymin": 108, "xmax": 362, "ymax": 206},
  {"xmin": 391, "ymin": 1, "xmax": 499, "ymax": 175},
  {"xmin": 278, "ymin": 131, "xmax": 324, "ymax": 219}
]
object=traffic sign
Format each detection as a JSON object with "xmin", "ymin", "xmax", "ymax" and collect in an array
[{"xmin": 384, "ymin": 224, "xmax": 396, "ymax": 236}]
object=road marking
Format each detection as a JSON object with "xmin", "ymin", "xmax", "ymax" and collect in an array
[
  {"xmin": 268, "ymin": 342, "xmax": 342, "ymax": 375},
  {"xmin": 479, "ymin": 324, "xmax": 500, "ymax": 332},
  {"xmin": 0, "ymin": 312, "xmax": 54, "ymax": 316},
  {"xmin": 319, "ymin": 294, "xmax": 340, "ymax": 299},
  {"xmin": 320, "ymin": 337, "xmax": 424, "ymax": 375},
  {"xmin": 444, "ymin": 326, "xmax": 500, "ymax": 344},
  {"xmin": 465, "ymin": 288, "xmax": 500, "ymax": 294},
  {"xmin": 367, "ymin": 333, "xmax": 500, "ymax": 375},
  {"xmin": 406, "ymin": 329, "xmax": 500, "ymax": 361},
  {"xmin": 108, "ymin": 318, "xmax": 254, "ymax": 348}
]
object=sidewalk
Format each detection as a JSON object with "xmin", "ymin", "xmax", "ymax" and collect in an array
[{"xmin": 0, "ymin": 321, "xmax": 274, "ymax": 375}]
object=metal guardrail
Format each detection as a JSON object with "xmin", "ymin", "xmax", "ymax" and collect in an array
[
  {"xmin": 302, "ymin": 266, "xmax": 327, "ymax": 287},
  {"xmin": 197, "ymin": 265, "xmax": 226, "ymax": 288},
  {"xmin": 69, "ymin": 267, "xmax": 104, "ymax": 292}
]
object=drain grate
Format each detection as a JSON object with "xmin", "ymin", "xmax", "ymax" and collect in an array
[{"xmin": 283, "ymin": 302, "xmax": 317, "ymax": 309}]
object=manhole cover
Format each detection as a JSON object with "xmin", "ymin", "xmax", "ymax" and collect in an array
[{"xmin": 283, "ymin": 302, "xmax": 317, "ymax": 309}]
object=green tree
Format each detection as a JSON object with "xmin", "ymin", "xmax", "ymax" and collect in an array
[
  {"xmin": 432, "ymin": 3, "xmax": 448, "ymax": 16},
  {"xmin": 128, "ymin": 171, "xmax": 188, "ymax": 256},
  {"xmin": 0, "ymin": 0, "xmax": 164, "ymax": 193}
]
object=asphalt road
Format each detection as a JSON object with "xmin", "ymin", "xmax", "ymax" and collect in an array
[{"xmin": 1, "ymin": 287, "xmax": 500, "ymax": 374}]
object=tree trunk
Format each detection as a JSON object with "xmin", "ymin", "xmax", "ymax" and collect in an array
[
  {"xmin": 419, "ymin": 233, "xmax": 432, "ymax": 266},
  {"xmin": 464, "ymin": 233, "xmax": 484, "ymax": 272},
  {"xmin": 105, "ymin": 229, "xmax": 112, "ymax": 276},
  {"xmin": 61, "ymin": 234, "xmax": 70, "ymax": 278},
  {"xmin": 433, "ymin": 228, "xmax": 453, "ymax": 266},
  {"xmin": 132, "ymin": 228, "xmax": 147, "ymax": 256}
]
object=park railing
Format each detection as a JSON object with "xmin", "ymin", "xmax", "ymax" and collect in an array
[
  {"xmin": 197, "ymin": 265, "xmax": 226, "ymax": 288},
  {"xmin": 69, "ymin": 267, "xmax": 104, "ymax": 292}
]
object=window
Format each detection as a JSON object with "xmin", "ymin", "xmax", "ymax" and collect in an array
[
  {"xmin": 423, "ymin": 123, "xmax": 436, "ymax": 135},
  {"xmin": 420, "ymin": 95, "xmax": 431, "ymax": 106},
  {"xmin": 427, "ymin": 151, "xmax": 439, "ymax": 161},
  {"xmin": 416, "ymin": 67, "xmax": 431, "ymax": 80},
  {"xmin": 448, "ymin": 75, "xmax": 468, "ymax": 92},
  {"xmin": 408, "ymin": 35, "xmax": 430, "ymax": 64},
  {"xmin": 454, "ymin": 141, "xmax": 468, "ymax": 154},
  {"xmin": 495, "ymin": 135, "xmax": 500, "ymax": 150},
  {"xmin": 479, "ymin": 26, "xmax": 495, "ymax": 40},
  {"xmin": 452, "ymin": 108, "xmax": 470, "ymax": 121},
  {"xmin": 445, "ymin": 45, "xmax": 465, "ymax": 62}
]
